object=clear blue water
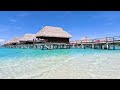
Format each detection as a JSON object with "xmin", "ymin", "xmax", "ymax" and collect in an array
[
  {"xmin": 0, "ymin": 47, "xmax": 120, "ymax": 79},
  {"xmin": 0, "ymin": 48, "xmax": 120, "ymax": 60}
]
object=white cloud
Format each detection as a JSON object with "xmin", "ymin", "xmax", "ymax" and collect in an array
[
  {"xmin": 0, "ymin": 39, "xmax": 5, "ymax": 43},
  {"xmin": 92, "ymin": 12, "xmax": 120, "ymax": 21},
  {"xmin": 0, "ymin": 24, "xmax": 23, "ymax": 41},
  {"xmin": 104, "ymin": 32, "xmax": 116, "ymax": 35},
  {"xmin": 18, "ymin": 13, "xmax": 30, "ymax": 17},
  {"xmin": 13, "ymin": 26, "xmax": 22, "ymax": 30},
  {"xmin": 104, "ymin": 22, "xmax": 113, "ymax": 26},
  {"xmin": 67, "ymin": 30, "xmax": 73, "ymax": 33},
  {"xmin": 10, "ymin": 19, "xmax": 17, "ymax": 23}
]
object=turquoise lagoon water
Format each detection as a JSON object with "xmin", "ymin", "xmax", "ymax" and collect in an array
[{"xmin": 0, "ymin": 48, "xmax": 120, "ymax": 79}]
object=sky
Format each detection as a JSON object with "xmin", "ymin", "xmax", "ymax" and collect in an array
[{"xmin": 0, "ymin": 11, "xmax": 120, "ymax": 44}]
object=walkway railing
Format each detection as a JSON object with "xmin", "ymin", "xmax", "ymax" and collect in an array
[{"xmin": 70, "ymin": 36, "xmax": 120, "ymax": 44}]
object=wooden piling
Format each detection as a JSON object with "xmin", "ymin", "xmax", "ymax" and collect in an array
[
  {"xmin": 106, "ymin": 44, "xmax": 110, "ymax": 50},
  {"xmin": 92, "ymin": 44, "xmax": 95, "ymax": 49},
  {"xmin": 100, "ymin": 44, "xmax": 102, "ymax": 49},
  {"xmin": 113, "ymin": 37, "xmax": 115, "ymax": 50}
]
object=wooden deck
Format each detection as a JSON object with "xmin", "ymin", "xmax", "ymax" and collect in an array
[
  {"xmin": 3, "ymin": 36, "xmax": 120, "ymax": 50},
  {"xmin": 70, "ymin": 36, "xmax": 120, "ymax": 50},
  {"xmin": 3, "ymin": 43, "xmax": 72, "ymax": 50}
]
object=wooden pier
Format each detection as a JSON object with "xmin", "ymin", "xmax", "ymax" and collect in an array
[
  {"xmin": 3, "ymin": 36, "xmax": 120, "ymax": 50},
  {"xmin": 3, "ymin": 43, "xmax": 72, "ymax": 50},
  {"xmin": 70, "ymin": 36, "xmax": 120, "ymax": 50}
]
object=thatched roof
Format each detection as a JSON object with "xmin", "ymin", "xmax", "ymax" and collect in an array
[
  {"xmin": 9, "ymin": 37, "xmax": 21, "ymax": 44},
  {"xmin": 4, "ymin": 41, "xmax": 10, "ymax": 45},
  {"xmin": 19, "ymin": 34, "xmax": 36, "ymax": 42},
  {"xmin": 36, "ymin": 26, "xmax": 72, "ymax": 38}
]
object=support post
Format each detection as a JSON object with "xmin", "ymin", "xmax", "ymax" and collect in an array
[
  {"xmin": 100, "ymin": 44, "xmax": 102, "ymax": 49},
  {"xmin": 92, "ymin": 44, "xmax": 95, "ymax": 49},
  {"xmin": 113, "ymin": 37, "xmax": 115, "ymax": 50}
]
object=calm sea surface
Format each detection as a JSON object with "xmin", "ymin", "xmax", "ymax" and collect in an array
[{"xmin": 0, "ymin": 48, "xmax": 120, "ymax": 79}]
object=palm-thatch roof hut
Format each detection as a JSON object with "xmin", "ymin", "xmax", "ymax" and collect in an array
[
  {"xmin": 19, "ymin": 34, "xmax": 36, "ymax": 44},
  {"xmin": 9, "ymin": 37, "xmax": 21, "ymax": 45},
  {"xmin": 4, "ymin": 41, "xmax": 10, "ymax": 45},
  {"xmin": 36, "ymin": 26, "xmax": 72, "ymax": 43}
]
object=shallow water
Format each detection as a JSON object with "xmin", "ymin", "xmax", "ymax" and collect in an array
[{"xmin": 0, "ymin": 48, "xmax": 120, "ymax": 79}]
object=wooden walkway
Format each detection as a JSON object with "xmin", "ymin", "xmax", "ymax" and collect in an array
[
  {"xmin": 3, "ymin": 43, "xmax": 72, "ymax": 50},
  {"xmin": 70, "ymin": 36, "xmax": 120, "ymax": 50},
  {"xmin": 3, "ymin": 36, "xmax": 120, "ymax": 50}
]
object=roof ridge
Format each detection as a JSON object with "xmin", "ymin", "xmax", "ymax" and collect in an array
[{"xmin": 36, "ymin": 26, "xmax": 72, "ymax": 38}]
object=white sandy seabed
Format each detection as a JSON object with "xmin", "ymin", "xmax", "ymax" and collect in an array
[
  {"xmin": 31, "ymin": 53, "xmax": 120, "ymax": 79},
  {"xmin": 1, "ymin": 53, "xmax": 120, "ymax": 79}
]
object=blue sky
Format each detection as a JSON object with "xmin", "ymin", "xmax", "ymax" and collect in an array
[{"xmin": 0, "ymin": 11, "xmax": 120, "ymax": 44}]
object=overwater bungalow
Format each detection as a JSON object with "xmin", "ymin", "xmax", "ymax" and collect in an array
[
  {"xmin": 3, "ymin": 26, "xmax": 73, "ymax": 49},
  {"xmin": 18, "ymin": 34, "xmax": 36, "ymax": 48},
  {"xmin": 36, "ymin": 26, "xmax": 72, "ymax": 44},
  {"xmin": 3, "ymin": 41, "xmax": 10, "ymax": 47},
  {"xmin": 9, "ymin": 37, "xmax": 21, "ymax": 45},
  {"xmin": 3, "ymin": 37, "xmax": 20, "ymax": 48},
  {"xmin": 19, "ymin": 34, "xmax": 36, "ymax": 44}
]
